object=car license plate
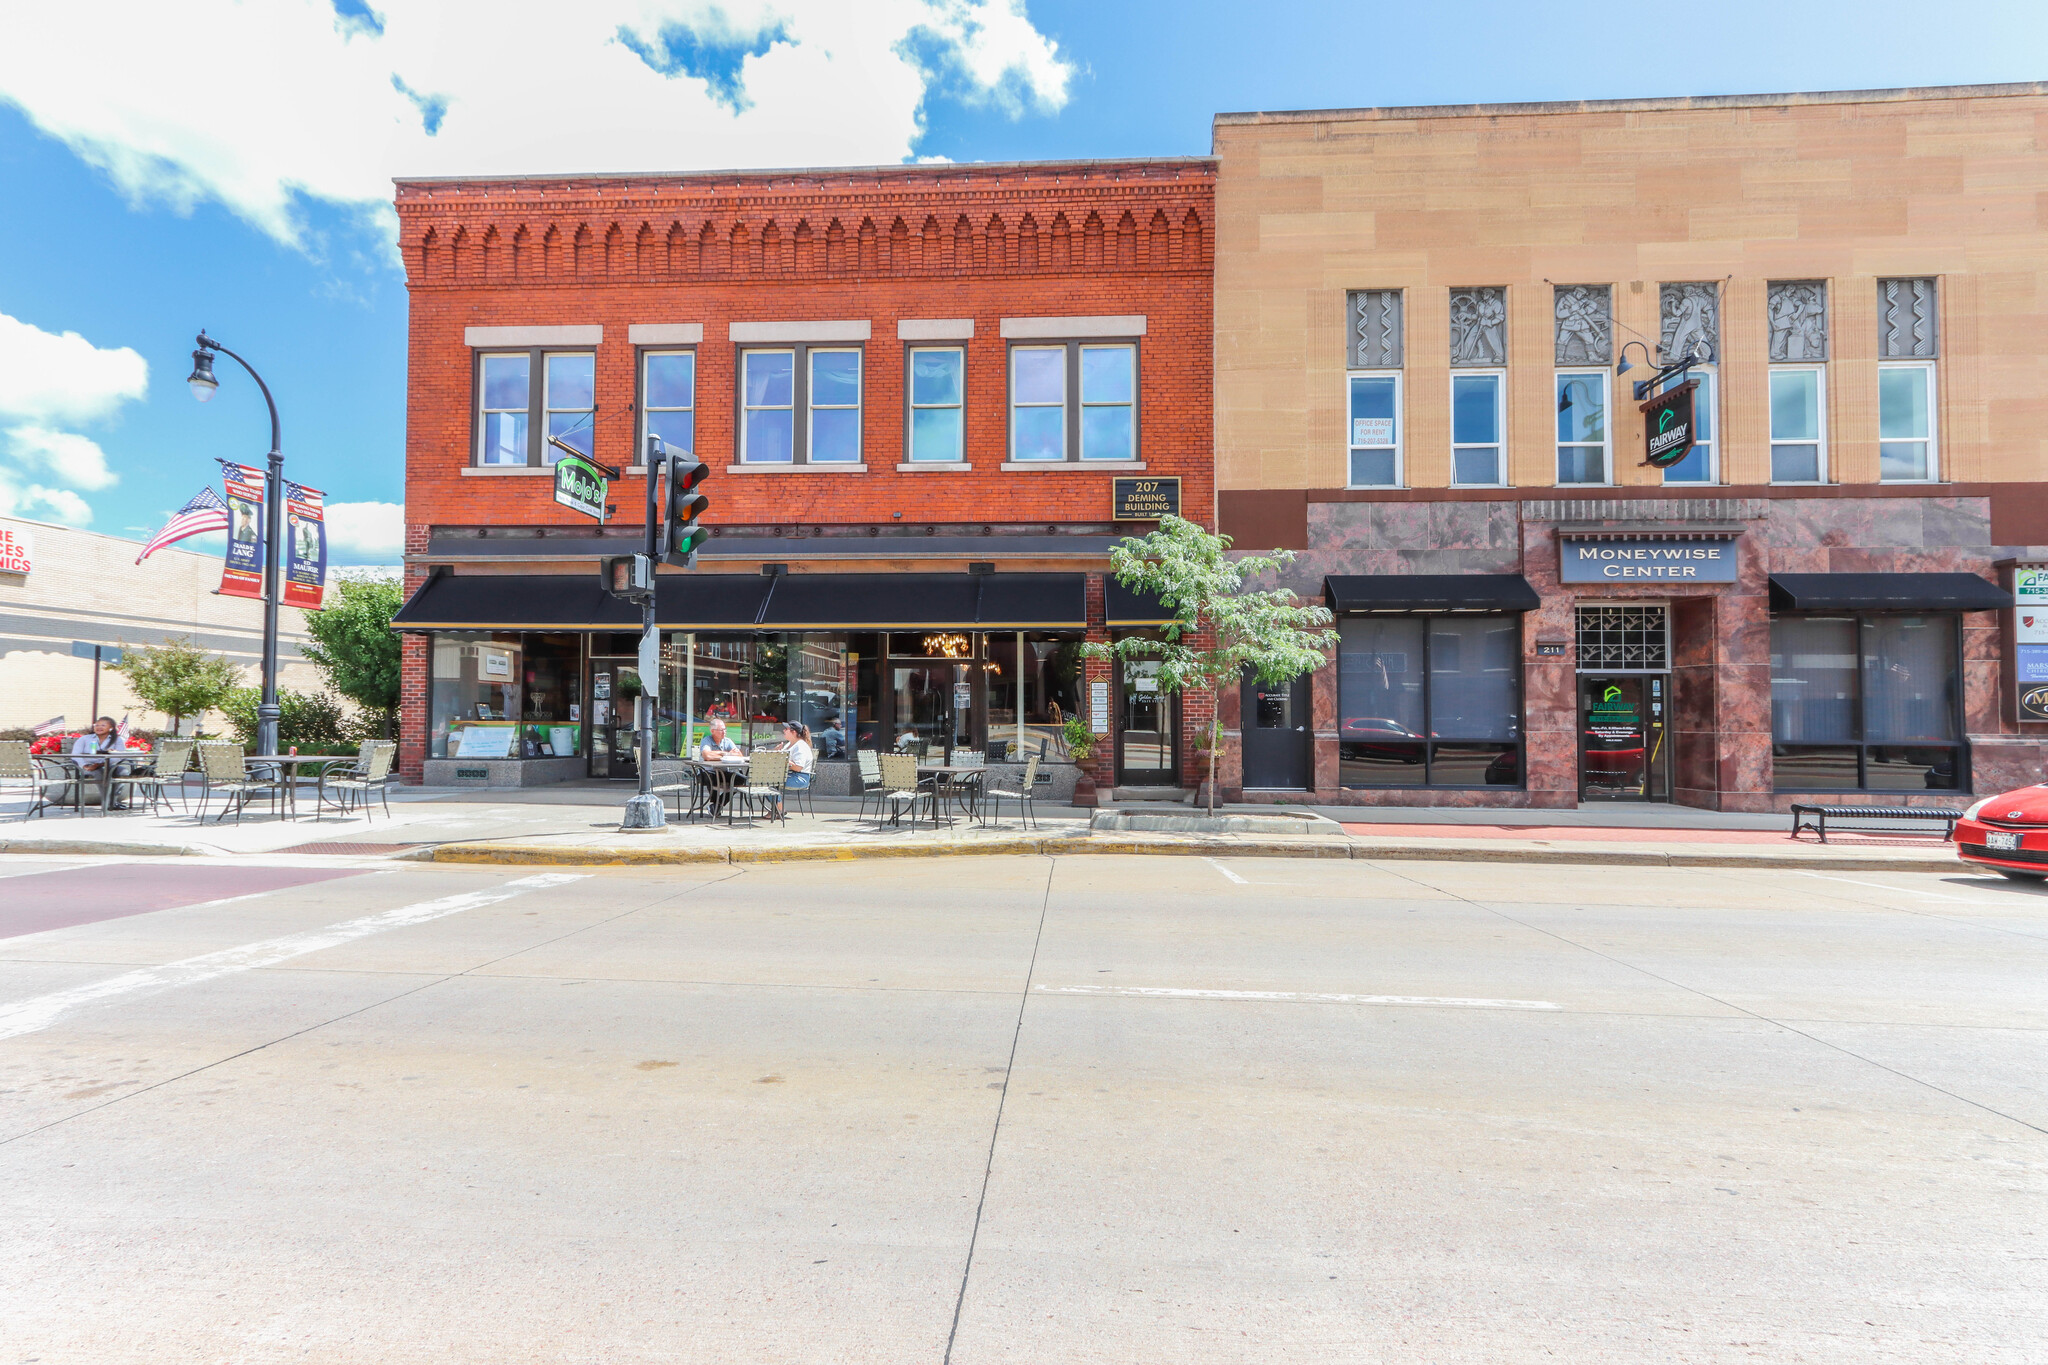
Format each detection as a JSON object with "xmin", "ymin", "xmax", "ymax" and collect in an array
[{"xmin": 1985, "ymin": 831, "xmax": 2019, "ymax": 852}]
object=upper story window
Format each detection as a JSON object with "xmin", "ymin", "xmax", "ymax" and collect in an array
[
  {"xmin": 1450, "ymin": 372, "xmax": 1503, "ymax": 487},
  {"xmin": 639, "ymin": 350, "xmax": 695, "ymax": 459},
  {"xmin": 741, "ymin": 349, "xmax": 796, "ymax": 463},
  {"xmin": 808, "ymin": 349, "xmax": 863, "ymax": 463},
  {"xmin": 739, "ymin": 345, "xmax": 864, "ymax": 465},
  {"xmin": 908, "ymin": 347, "xmax": 965, "ymax": 463},
  {"xmin": 1347, "ymin": 373, "xmax": 1401, "ymax": 488},
  {"xmin": 1878, "ymin": 278, "xmax": 1940, "ymax": 483},
  {"xmin": 1008, "ymin": 341, "xmax": 1139, "ymax": 462},
  {"xmin": 1659, "ymin": 369, "xmax": 1716, "ymax": 485},
  {"xmin": 475, "ymin": 350, "xmax": 594, "ymax": 467},
  {"xmin": 1555, "ymin": 371, "xmax": 1609, "ymax": 486},
  {"xmin": 1770, "ymin": 367, "xmax": 1827, "ymax": 483}
]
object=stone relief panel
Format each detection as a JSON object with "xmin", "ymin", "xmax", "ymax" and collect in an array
[
  {"xmin": 1659, "ymin": 282, "xmax": 1719, "ymax": 364},
  {"xmin": 1767, "ymin": 281, "xmax": 1828, "ymax": 361},
  {"xmin": 1448, "ymin": 287, "xmax": 1507, "ymax": 367},
  {"xmin": 1553, "ymin": 284, "xmax": 1611, "ymax": 365},
  {"xmin": 1348, "ymin": 290, "xmax": 1403, "ymax": 368},
  {"xmin": 1878, "ymin": 277, "xmax": 1939, "ymax": 358}
]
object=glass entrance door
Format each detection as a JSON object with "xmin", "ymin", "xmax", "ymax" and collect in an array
[
  {"xmin": 1115, "ymin": 659, "xmax": 1178, "ymax": 785},
  {"xmin": 588, "ymin": 657, "xmax": 642, "ymax": 781},
  {"xmin": 1578, "ymin": 674, "xmax": 1668, "ymax": 801}
]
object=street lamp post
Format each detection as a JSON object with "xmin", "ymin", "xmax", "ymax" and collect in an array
[{"xmin": 187, "ymin": 332, "xmax": 286, "ymax": 758}]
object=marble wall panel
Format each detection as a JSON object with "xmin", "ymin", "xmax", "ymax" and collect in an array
[
  {"xmin": 1965, "ymin": 623, "xmax": 2000, "ymax": 660},
  {"xmin": 1965, "ymin": 658, "xmax": 2002, "ymax": 736},
  {"xmin": 1767, "ymin": 547, "xmax": 1831, "ymax": 574},
  {"xmin": 1671, "ymin": 597, "xmax": 1717, "ymax": 670},
  {"xmin": 1721, "ymin": 593, "xmax": 1773, "ymax": 668},
  {"xmin": 1969, "ymin": 739, "xmax": 2048, "ymax": 796},
  {"xmin": 1718, "ymin": 662, "xmax": 1776, "ymax": 741},
  {"xmin": 1920, "ymin": 497, "xmax": 1994, "ymax": 548},
  {"xmin": 1312, "ymin": 655, "xmax": 1338, "ymax": 731}
]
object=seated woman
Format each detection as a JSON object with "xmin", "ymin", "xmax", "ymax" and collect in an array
[{"xmin": 770, "ymin": 721, "xmax": 813, "ymax": 815}]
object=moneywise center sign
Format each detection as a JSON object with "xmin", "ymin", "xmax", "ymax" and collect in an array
[{"xmin": 1561, "ymin": 537, "xmax": 1738, "ymax": 583}]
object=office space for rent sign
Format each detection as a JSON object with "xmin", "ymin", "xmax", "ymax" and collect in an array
[{"xmin": 1560, "ymin": 538, "xmax": 1737, "ymax": 583}]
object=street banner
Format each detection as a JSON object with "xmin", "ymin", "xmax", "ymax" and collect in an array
[
  {"xmin": 282, "ymin": 480, "xmax": 327, "ymax": 610},
  {"xmin": 218, "ymin": 460, "xmax": 267, "ymax": 600}
]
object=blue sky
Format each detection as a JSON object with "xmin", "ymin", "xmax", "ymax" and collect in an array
[{"xmin": 0, "ymin": 0, "xmax": 2041, "ymax": 562}]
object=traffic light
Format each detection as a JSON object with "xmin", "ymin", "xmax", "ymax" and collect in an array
[{"xmin": 662, "ymin": 452, "xmax": 710, "ymax": 567}]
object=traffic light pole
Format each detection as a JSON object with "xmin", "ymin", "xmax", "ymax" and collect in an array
[{"xmin": 620, "ymin": 440, "xmax": 667, "ymax": 831}]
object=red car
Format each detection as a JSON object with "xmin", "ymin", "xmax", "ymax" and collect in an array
[{"xmin": 1954, "ymin": 785, "xmax": 2048, "ymax": 881}]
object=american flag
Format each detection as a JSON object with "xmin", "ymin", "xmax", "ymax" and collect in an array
[{"xmin": 136, "ymin": 486, "xmax": 232, "ymax": 564}]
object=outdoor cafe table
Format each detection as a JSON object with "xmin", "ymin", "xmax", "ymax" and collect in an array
[
  {"xmin": 31, "ymin": 753, "xmax": 149, "ymax": 816},
  {"xmin": 245, "ymin": 754, "xmax": 356, "ymax": 820},
  {"xmin": 684, "ymin": 756, "xmax": 750, "ymax": 822},
  {"xmin": 916, "ymin": 764, "xmax": 985, "ymax": 824}
]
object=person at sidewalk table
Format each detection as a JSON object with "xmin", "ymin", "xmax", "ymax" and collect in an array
[
  {"xmin": 70, "ymin": 716, "xmax": 127, "ymax": 808},
  {"xmin": 698, "ymin": 717, "xmax": 741, "ymax": 762},
  {"xmin": 766, "ymin": 721, "xmax": 813, "ymax": 816}
]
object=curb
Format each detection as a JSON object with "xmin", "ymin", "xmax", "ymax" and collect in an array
[
  {"xmin": 0, "ymin": 837, "xmax": 208, "ymax": 857},
  {"xmin": 415, "ymin": 834, "xmax": 1958, "ymax": 874}
]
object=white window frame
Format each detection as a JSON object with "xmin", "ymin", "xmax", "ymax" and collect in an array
[
  {"xmin": 740, "ymin": 347, "xmax": 797, "ymax": 464},
  {"xmin": 1009, "ymin": 344, "xmax": 1067, "ymax": 461},
  {"xmin": 907, "ymin": 345, "xmax": 966, "ymax": 463},
  {"xmin": 541, "ymin": 352, "xmax": 596, "ymax": 466},
  {"xmin": 1554, "ymin": 369, "xmax": 1611, "ymax": 487},
  {"xmin": 1878, "ymin": 360, "xmax": 1939, "ymax": 483},
  {"xmin": 806, "ymin": 347, "xmax": 863, "ymax": 464},
  {"xmin": 1346, "ymin": 369, "xmax": 1403, "ymax": 488},
  {"xmin": 638, "ymin": 349, "xmax": 696, "ymax": 463},
  {"xmin": 1449, "ymin": 369, "xmax": 1506, "ymax": 488},
  {"xmin": 1658, "ymin": 367, "xmax": 1716, "ymax": 485},
  {"xmin": 1770, "ymin": 364, "xmax": 1829, "ymax": 485},
  {"xmin": 476, "ymin": 351, "xmax": 531, "ymax": 466},
  {"xmin": 1078, "ymin": 343, "xmax": 1137, "ymax": 462}
]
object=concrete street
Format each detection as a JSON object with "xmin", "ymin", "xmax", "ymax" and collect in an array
[{"xmin": 1, "ymin": 853, "xmax": 2042, "ymax": 1362}]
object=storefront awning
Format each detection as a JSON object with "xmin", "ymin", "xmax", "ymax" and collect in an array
[
  {"xmin": 1105, "ymin": 579, "xmax": 1178, "ymax": 626},
  {"xmin": 1768, "ymin": 572, "xmax": 2013, "ymax": 612},
  {"xmin": 393, "ymin": 571, "xmax": 1088, "ymax": 631},
  {"xmin": 1323, "ymin": 574, "xmax": 1541, "ymax": 613}
]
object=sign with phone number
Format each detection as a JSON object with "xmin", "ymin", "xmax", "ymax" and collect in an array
[{"xmin": 1112, "ymin": 477, "xmax": 1179, "ymax": 521}]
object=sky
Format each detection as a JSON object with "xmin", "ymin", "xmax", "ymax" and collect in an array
[{"xmin": 0, "ymin": 0, "xmax": 2041, "ymax": 564}]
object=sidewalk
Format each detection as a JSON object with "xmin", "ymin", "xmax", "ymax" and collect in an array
[{"xmin": 0, "ymin": 788, "xmax": 1968, "ymax": 873}]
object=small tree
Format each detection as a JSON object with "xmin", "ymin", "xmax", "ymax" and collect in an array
[
  {"xmin": 109, "ymin": 636, "xmax": 242, "ymax": 736},
  {"xmin": 219, "ymin": 686, "xmax": 356, "ymax": 749},
  {"xmin": 1082, "ymin": 516, "xmax": 1336, "ymax": 814},
  {"xmin": 301, "ymin": 578, "xmax": 403, "ymax": 738}
]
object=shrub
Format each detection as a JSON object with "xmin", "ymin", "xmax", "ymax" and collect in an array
[{"xmin": 219, "ymin": 687, "xmax": 357, "ymax": 749}]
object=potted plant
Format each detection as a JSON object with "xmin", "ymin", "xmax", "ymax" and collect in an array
[{"xmin": 1061, "ymin": 714, "xmax": 1099, "ymax": 806}]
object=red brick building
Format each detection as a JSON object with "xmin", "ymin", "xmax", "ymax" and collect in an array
[{"xmin": 391, "ymin": 159, "xmax": 1216, "ymax": 800}]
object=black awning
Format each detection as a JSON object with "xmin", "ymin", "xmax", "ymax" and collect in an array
[
  {"xmin": 392, "ymin": 573, "xmax": 637, "ymax": 630},
  {"xmin": 1105, "ymin": 579, "xmax": 1178, "ymax": 626},
  {"xmin": 976, "ymin": 574, "xmax": 1088, "ymax": 628},
  {"xmin": 394, "ymin": 571, "xmax": 1089, "ymax": 631},
  {"xmin": 1769, "ymin": 572, "xmax": 2014, "ymax": 612},
  {"xmin": 1324, "ymin": 574, "xmax": 1541, "ymax": 613}
]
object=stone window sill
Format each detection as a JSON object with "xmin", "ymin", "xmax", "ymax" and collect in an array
[
  {"xmin": 895, "ymin": 462, "xmax": 974, "ymax": 472},
  {"xmin": 722, "ymin": 463, "xmax": 868, "ymax": 474},
  {"xmin": 999, "ymin": 460, "xmax": 1147, "ymax": 472},
  {"xmin": 462, "ymin": 466, "xmax": 553, "ymax": 476}
]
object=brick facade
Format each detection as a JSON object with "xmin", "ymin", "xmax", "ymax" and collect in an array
[{"xmin": 396, "ymin": 160, "xmax": 1217, "ymax": 788}]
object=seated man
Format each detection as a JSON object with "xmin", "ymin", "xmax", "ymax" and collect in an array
[{"xmin": 698, "ymin": 717, "xmax": 740, "ymax": 762}]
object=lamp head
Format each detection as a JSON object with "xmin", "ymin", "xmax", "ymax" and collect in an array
[
  {"xmin": 1615, "ymin": 354, "xmax": 1633, "ymax": 377},
  {"xmin": 186, "ymin": 347, "xmax": 218, "ymax": 402}
]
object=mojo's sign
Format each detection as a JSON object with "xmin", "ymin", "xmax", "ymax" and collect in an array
[
  {"xmin": 1640, "ymin": 380, "xmax": 1698, "ymax": 468},
  {"xmin": 1561, "ymin": 538, "xmax": 1737, "ymax": 583},
  {"xmin": 553, "ymin": 453, "xmax": 616, "ymax": 522}
]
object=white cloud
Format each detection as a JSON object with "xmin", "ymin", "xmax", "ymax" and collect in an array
[
  {"xmin": 5, "ymin": 425, "xmax": 118, "ymax": 491},
  {"xmin": 0, "ymin": 311, "xmax": 148, "ymax": 425},
  {"xmin": 0, "ymin": 473, "xmax": 93, "ymax": 527},
  {"xmin": 325, "ymin": 500, "xmax": 405, "ymax": 559},
  {"xmin": 0, "ymin": 0, "xmax": 1074, "ymax": 251}
]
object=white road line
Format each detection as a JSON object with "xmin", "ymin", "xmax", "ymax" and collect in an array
[
  {"xmin": 1797, "ymin": 871, "xmax": 1971, "ymax": 903},
  {"xmin": 1202, "ymin": 857, "xmax": 1248, "ymax": 885},
  {"xmin": 1037, "ymin": 985, "xmax": 1561, "ymax": 1011},
  {"xmin": 0, "ymin": 873, "xmax": 586, "ymax": 1041}
]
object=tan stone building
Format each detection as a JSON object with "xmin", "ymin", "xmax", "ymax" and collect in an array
[
  {"xmin": 1212, "ymin": 82, "xmax": 2048, "ymax": 810},
  {"xmin": 0, "ymin": 515, "xmax": 327, "ymax": 734}
]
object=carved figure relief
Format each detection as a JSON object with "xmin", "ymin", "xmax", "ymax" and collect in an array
[
  {"xmin": 1878, "ymin": 278, "xmax": 1939, "ymax": 358},
  {"xmin": 1349, "ymin": 290, "xmax": 1403, "ymax": 368},
  {"xmin": 1659, "ymin": 282, "xmax": 1719, "ymax": 364},
  {"xmin": 1449, "ymin": 287, "xmax": 1506, "ymax": 367},
  {"xmin": 1767, "ymin": 281, "xmax": 1828, "ymax": 361},
  {"xmin": 1553, "ymin": 285, "xmax": 1612, "ymax": 365}
]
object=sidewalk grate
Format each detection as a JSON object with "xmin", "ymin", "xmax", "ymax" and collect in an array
[{"xmin": 274, "ymin": 841, "xmax": 421, "ymax": 856}]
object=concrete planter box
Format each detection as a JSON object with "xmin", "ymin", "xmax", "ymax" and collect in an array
[
  {"xmin": 1090, "ymin": 808, "xmax": 1344, "ymax": 836},
  {"xmin": 423, "ymin": 756, "xmax": 585, "ymax": 788}
]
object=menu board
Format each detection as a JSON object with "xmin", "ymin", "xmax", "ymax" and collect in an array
[{"xmin": 452, "ymin": 724, "xmax": 517, "ymax": 759}]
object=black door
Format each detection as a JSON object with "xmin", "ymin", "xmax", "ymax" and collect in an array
[
  {"xmin": 588, "ymin": 657, "xmax": 641, "ymax": 781},
  {"xmin": 1115, "ymin": 659, "xmax": 1179, "ymax": 786},
  {"xmin": 1241, "ymin": 670, "xmax": 1312, "ymax": 789},
  {"xmin": 1578, "ymin": 674, "xmax": 1668, "ymax": 801}
]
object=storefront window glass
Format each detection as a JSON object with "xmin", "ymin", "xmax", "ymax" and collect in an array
[
  {"xmin": 519, "ymin": 633, "xmax": 583, "ymax": 759},
  {"xmin": 429, "ymin": 632, "xmax": 523, "ymax": 759},
  {"xmin": 1770, "ymin": 613, "xmax": 1962, "ymax": 790},
  {"xmin": 1339, "ymin": 615, "xmax": 1521, "ymax": 787}
]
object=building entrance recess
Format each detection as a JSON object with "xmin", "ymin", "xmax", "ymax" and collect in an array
[{"xmin": 1576, "ymin": 605, "xmax": 1670, "ymax": 802}]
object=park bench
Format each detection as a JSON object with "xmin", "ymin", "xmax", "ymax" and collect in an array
[{"xmin": 1789, "ymin": 803, "xmax": 1962, "ymax": 844}]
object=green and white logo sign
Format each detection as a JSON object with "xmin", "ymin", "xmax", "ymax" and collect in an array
[
  {"xmin": 552, "ymin": 454, "xmax": 613, "ymax": 522},
  {"xmin": 1641, "ymin": 380, "xmax": 1697, "ymax": 468}
]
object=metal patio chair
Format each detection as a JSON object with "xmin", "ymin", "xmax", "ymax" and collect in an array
[
  {"xmin": 980, "ymin": 752, "xmax": 1043, "ymax": 830},
  {"xmin": 195, "ymin": 742, "xmax": 282, "ymax": 823},
  {"xmin": 735, "ymin": 749, "xmax": 790, "ymax": 825},
  {"xmin": 877, "ymin": 752, "xmax": 936, "ymax": 830},
  {"xmin": 107, "ymin": 739, "xmax": 196, "ymax": 816},
  {"xmin": 322, "ymin": 740, "xmax": 398, "ymax": 820}
]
